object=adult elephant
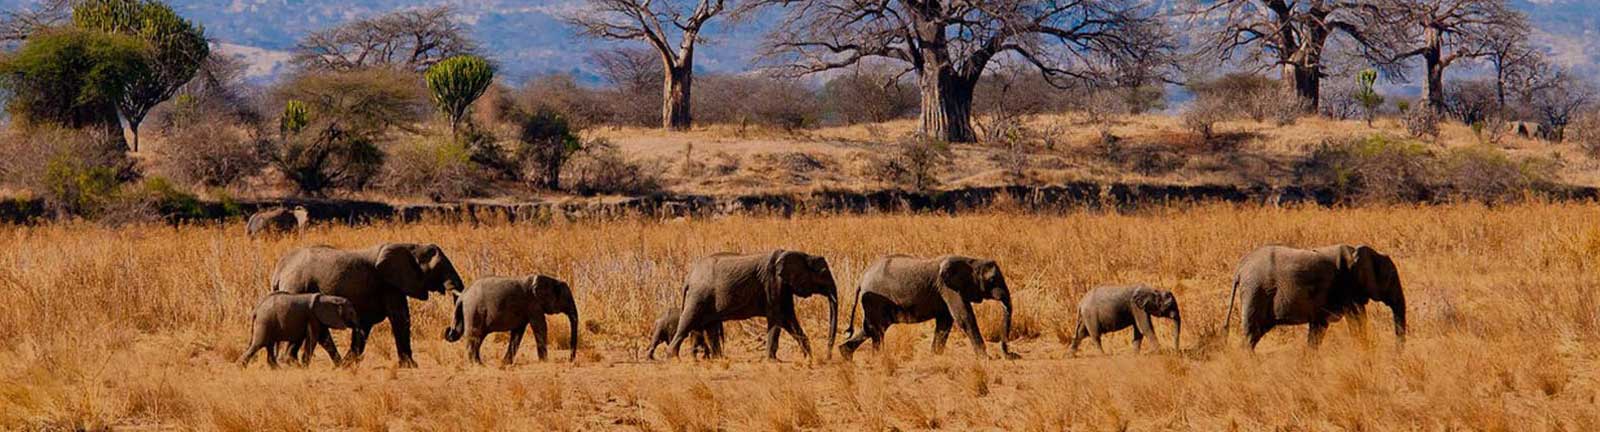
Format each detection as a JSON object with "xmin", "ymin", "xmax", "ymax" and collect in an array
[
  {"xmin": 272, "ymin": 243, "xmax": 465, "ymax": 368},
  {"xmin": 1225, "ymin": 244, "xmax": 1407, "ymax": 350},
  {"xmin": 838, "ymin": 255, "xmax": 1018, "ymax": 361},
  {"xmin": 667, "ymin": 250, "xmax": 839, "ymax": 361}
]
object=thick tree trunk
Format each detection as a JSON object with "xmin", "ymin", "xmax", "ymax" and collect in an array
[
  {"xmin": 1281, "ymin": 62, "xmax": 1320, "ymax": 113},
  {"xmin": 662, "ymin": 64, "xmax": 693, "ymax": 131},
  {"xmin": 918, "ymin": 65, "xmax": 976, "ymax": 143},
  {"xmin": 1422, "ymin": 28, "xmax": 1446, "ymax": 113}
]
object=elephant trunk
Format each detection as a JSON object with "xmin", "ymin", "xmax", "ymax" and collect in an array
[
  {"xmin": 566, "ymin": 304, "xmax": 581, "ymax": 362},
  {"xmin": 999, "ymin": 296, "xmax": 1014, "ymax": 357},
  {"xmin": 1171, "ymin": 309, "xmax": 1182, "ymax": 354},
  {"xmin": 443, "ymin": 295, "xmax": 464, "ymax": 342},
  {"xmin": 826, "ymin": 294, "xmax": 839, "ymax": 360},
  {"xmin": 1389, "ymin": 295, "xmax": 1407, "ymax": 346}
]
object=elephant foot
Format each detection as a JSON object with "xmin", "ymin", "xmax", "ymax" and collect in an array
[
  {"xmin": 838, "ymin": 345, "xmax": 857, "ymax": 362},
  {"xmin": 1002, "ymin": 352, "xmax": 1022, "ymax": 360},
  {"xmin": 398, "ymin": 357, "xmax": 419, "ymax": 369}
]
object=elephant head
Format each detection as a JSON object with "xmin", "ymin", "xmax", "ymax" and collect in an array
[
  {"xmin": 773, "ymin": 250, "xmax": 840, "ymax": 359},
  {"xmin": 1133, "ymin": 288, "xmax": 1181, "ymax": 352},
  {"xmin": 1337, "ymin": 245, "xmax": 1407, "ymax": 344},
  {"xmin": 530, "ymin": 275, "xmax": 581, "ymax": 362},
  {"xmin": 377, "ymin": 243, "xmax": 465, "ymax": 300},
  {"xmin": 310, "ymin": 294, "xmax": 362, "ymax": 332},
  {"xmin": 941, "ymin": 257, "xmax": 1017, "ymax": 358}
]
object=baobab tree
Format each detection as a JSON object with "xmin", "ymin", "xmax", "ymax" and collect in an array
[
  {"xmin": 1187, "ymin": 0, "xmax": 1381, "ymax": 113},
  {"xmin": 1365, "ymin": 0, "xmax": 1524, "ymax": 113},
  {"xmin": 566, "ymin": 0, "xmax": 746, "ymax": 131},
  {"xmin": 764, "ymin": 0, "xmax": 1168, "ymax": 143}
]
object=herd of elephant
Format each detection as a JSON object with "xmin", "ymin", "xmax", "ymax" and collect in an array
[{"xmin": 237, "ymin": 242, "xmax": 1408, "ymax": 369}]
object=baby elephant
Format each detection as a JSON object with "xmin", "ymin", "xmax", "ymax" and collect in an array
[
  {"xmin": 1070, "ymin": 284, "xmax": 1181, "ymax": 355},
  {"xmin": 238, "ymin": 292, "xmax": 361, "ymax": 368},
  {"xmin": 444, "ymin": 275, "xmax": 580, "ymax": 365},
  {"xmin": 247, "ymin": 206, "xmax": 308, "ymax": 238},
  {"xmin": 645, "ymin": 306, "xmax": 723, "ymax": 360}
]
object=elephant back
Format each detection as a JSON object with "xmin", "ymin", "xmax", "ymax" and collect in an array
[{"xmin": 271, "ymin": 247, "xmax": 384, "ymax": 300}]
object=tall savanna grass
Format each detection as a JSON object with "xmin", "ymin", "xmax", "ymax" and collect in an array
[{"xmin": 1, "ymin": 202, "xmax": 1597, "ymax": 429}]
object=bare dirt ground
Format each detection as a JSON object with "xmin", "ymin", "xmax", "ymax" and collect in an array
[{"xmin": 3, "ymin": 203, "xmax": 1599, "ymax": 430}]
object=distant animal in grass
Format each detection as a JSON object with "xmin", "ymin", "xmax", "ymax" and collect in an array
[
  {"xmin": 1069, "ymin": 284, "xmax": 1181, "ymax": 356},
  {"xmin": 646, "ymin": 305, "xmax": 722, "ymax": 360},
  {"xmin": 238, "ymin": 292, "xmax": 362, "ymax": 369},
  {"xmin": 247, "ymin": 206, "xmax": 309, "ymax": 238}
]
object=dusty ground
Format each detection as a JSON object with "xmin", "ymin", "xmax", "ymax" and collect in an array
[{"xmin": 2, "ymin": 204, "xmax": 1599, "ymax": 430}]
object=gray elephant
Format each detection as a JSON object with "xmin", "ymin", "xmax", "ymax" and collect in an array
[
  {"xmin": 271, "ymin": 243, "xmax": 464, "ymax": 368},
  {"xmin": 238, "ymin": 292, "xmax": 362, "ymax": 368},
  {"xmin": 667, "ymin": 250, "xmax": 839, "ymax": 361},
  {"xmin": 1225, "ymin": 244, "xmax": 1407, "ymax": 350},
  {"xmin": 645, "ymin": 305, "xmax": 721, "ymax": 360},
  {"xmin": 443, "ymin": 275, "xmax": 580, "ymax": 364},
  {"xmin": 838, "ymin": 255, "xmax": 1017, "ymax": 361},
  {"xmin": 247, "ymin": 206, "xmax": 308, "ymax": 238},
  {"xmin": 1069, "ymin": 284, "xmax": 1181, "ymax": 356}
]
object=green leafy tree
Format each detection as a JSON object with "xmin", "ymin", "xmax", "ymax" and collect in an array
[
  {"xmin": 1356, "ymin": 69, "xmax": 1384, "ymax": 127},
  {"xmin": 424, "ymin": 55, "xmax": 495, "ymax": 136},
  {"xmin": 0, "ymin": 28, "xmax": 148, "ymax": 142},
  {"xmin": 281, "ymin": 100, "xmax": 310, "ymax": 135},
  {"xmin": 73, "ymin": 0, "xmax": 209, "ymax": 152}
]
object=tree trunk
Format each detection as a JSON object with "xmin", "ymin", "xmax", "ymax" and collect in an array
[
  {"xmin": 662, "ymin": 64, "xmax": 693, "ymax": 131},
  {"xmin": 1281, "ymin": 62, "xmax": 1320, "ymax": 113},
  {"xmin": 1422, "ymin": 27, "xmax": 1446, "ymax": 113},
  {"xmin": 918, "ymin": 65, "xmax": 976, "ymax": 143}
]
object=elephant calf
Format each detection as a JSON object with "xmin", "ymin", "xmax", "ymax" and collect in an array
[
  {"xmin": 646, "ymin": 306, "xmax": 722, "ymax": 360},
  {"xmin": 444, "ymin": 275, "xmax": 580, "ymax": 364},
  {"xmin": 238, "ymin": 292, "xmax": 361, "ymax": 369},
  {"xmin": 247, "ymin": 206, "xmax": 308, "ymax": 238},
  {"xmin": 1069, "ymin": 284, "xmax": 1181, "ymax": 356}
]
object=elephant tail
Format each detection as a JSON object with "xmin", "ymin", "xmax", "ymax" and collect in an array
[
  {"xmin": 1222, "ymin": 273, "xmax": 1240, "ymax": 336},
  {"xmin": 843, "ymin": 282, "xmax": 863, "ymax": 339}
]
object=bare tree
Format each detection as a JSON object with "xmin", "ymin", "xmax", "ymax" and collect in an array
[
  {"xmin": 1481, "ymin": 25, "xmax": 1542, "ymax": 110},
  {"xmin": 1187, "ymin": 0, "xmax": 1381, "ymax": 113},
  {"xmin": 0, "ymin": 0, "xmax": 67, "ymax": 46},
  {"xmin": 1524, "ymin": 67, "xmax": 1596, "ymax": 142},
  {"xmin": 588, "ymin": 47, "xmax": 663, "ymax": 95},
  {"xmin": 293, "ymin": 6, "xmax": 477, "ymax": 72},
  {"xmin": 1365, "ymin": 0, "xmax": 1524, "ymax": 113},
  {"xmin": 764, "ymin": 0, "xmax": 1168, "ymax": 143},
  {"xmin": 566, "ymin": 0, "xmax": 747, "ymax": 131}
]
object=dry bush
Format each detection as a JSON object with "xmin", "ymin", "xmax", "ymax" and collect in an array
[
  {"xmin": 1298, "ymin": 134, "xmax": 1553, "ymax": 203},
  {"xmin": 819, "ymin": 66, "xmax": 917, "ymax": 125},
  {"xmin": 0, "ymin": 126, "xmax": 135, "ymax": 216},
  {"xmin": 1403, "ymin": 106, "xmax": 1441, "ymax": 140},
  {"xmin": 695, "ymin": 74, "xmax": 822, "ymax": 131},
  {"xmin": 869, "ymin": 136, "xmax": 953, "ymax": 191},
  {"xmin": 155, "ymin": 124, "xmax": 265, "ymax": 188},
  {"xmin": 380, "ymin": 137, "xmax": 490, "ymax": 201},
  {"xmin": 562, "ymin": 139, "xmax": 664, "ymax": 196},
  {"xmin": 1574, "ymin": 110, "xmax": 1600, "ymax": 156},
  {"xmin": 1181, "ymin": 98, "xmax": 1229, "ymax": 141}
]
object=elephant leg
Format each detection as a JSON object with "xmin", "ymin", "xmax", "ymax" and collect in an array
[
  {"xmin": 1245, "ymin": 323, "xmax": 1270, "ymax": 351},
  {"xmin": 708, "ymin": 323, "xmax": 725, "ymax": 359},
  {"xmin": 1131, "ymin": 327, "xmax": 1144, "ymax": 353},
  {"xmin": 1069, "ymin": 322, "xmax": 1088, "ymax": 356},
  {"xmin": 765, "ymin": 322, "xmax": 784, "ymax": 361},
  {"xmin": 285, "ymin": 339, "xmax": 305, "ymax": 367},
  {"xmin": 531, "ymin": 317, "xmax": 550, "ymax": 361},
  {"xmin": 467, "ymin": 334, "xmax": 485, "ymax": 365},
  {"xmin": 646, "ymin": 339, "xmax": 662, "ymax": 361},
  {"xmin": 838, "ymin": 326, "xmax": 873, "ymax": 361},
  {"xmin": 348, "ymin": 324, "xmax": 372, "ymax": 364},
  {"xmin": 238, "ymin": 343, "xmax": 263, "ymax": 367},
  {"xmin": 781, "ymin": 314, "xmax": 813, "ymax": 359},
  {"xmin": 690, "ymin": 331, "xmax": 709, "ymax": 359},
  {"xmin": 315, "ymin": 329, "xmax": 342, "ymax": 367},
  {"xmin": 940, "ymin": 291, "xmax": 987, "ymax": 358},
  {"xmin": 265, "ymin": 342, "xmax": 280, "ymax": 369},
  {"xmin": 1308, "ymin": 320, "xmax": 1329, "ymax": 348},
  {"xmin": 931, "ymin": 313, "xmax": 953, "ymax": 354},
  {"xmin": 667, "ymin": 301, "xmax": 708, "ymax": 359},
  {"xmin": 385, "ymin": 296, "xmax": 418, "ymax": 368},
  {"xmin": 504, "ymin": 326, "xmax": 526, "ymax": 366}
]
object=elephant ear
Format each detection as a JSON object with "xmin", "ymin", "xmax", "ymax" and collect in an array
[
  {"xmin": 377, "ymin": 244, "xmax": 429, "ymax": 300},
  {"xmin": 770, "ymin": 250, "xmax": 799, "ymax": 301},
  {"xmin": 310, "ymin": 294, "xmax": 346, "ymax": 329},
  {"xmin": 1131, "ymin": 288, "xmax": 1157, "ymax": 311},
  {"xmin": 939, "ymin": 257, "xmax": 980, "ymax": 301}
]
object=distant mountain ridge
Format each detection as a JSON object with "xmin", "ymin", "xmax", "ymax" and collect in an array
[{"xmin": 1, "ymin": 0, "xmax": 1595, "ymax": 82}]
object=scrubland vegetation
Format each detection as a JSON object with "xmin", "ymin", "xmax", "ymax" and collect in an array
[{"xmin": 2, "ymin": 203, "xmax": 1599, "ymax": 429}]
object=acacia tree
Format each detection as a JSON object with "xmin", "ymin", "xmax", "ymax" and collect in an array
[
  {"xmin": 1481, "ymin": 23, "xmax": 1542, "ymax": 110},
  {"xmin": 73, "ymin": 0, "xmax": 210, "ymax": 152},
  {"xmin": 294, "ymin": 6, "xmax": 476, "ymax": 72},
  {"xmin": 1188, "ymin": 0, "xmax": 1381, "ymax": 113},
  {"xmin": 566, "ymin": 0, "xmax": 744, "ymax": 131},
  {"xmin": 1365, "ymin": 0, "xmax": 1523, "ymax": 113},
  {"xmin": 766, "ymin": 0, "xmax": 1167, "ymax": 143}
]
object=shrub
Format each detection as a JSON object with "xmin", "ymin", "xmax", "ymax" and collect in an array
[
  {"xmin": 516, "ymin": 73, "xmax": 613, "ymax": 129},
  {"xmin": 819, "ymin": 66, "xmax": 916, "ymax": 125},
  {"xmin": 1403, "ymin": 107, "xmax": 1440, "ymax": 140},
  {"xmin": 155, "ymin": 122, "xmax": 265, "ymax": 188},
  {"xmin": 268, "ymin": 121, "xmax": 384, "ymax": 195},
  {"xmin": 871, "ymin": 136, "xmax": 953, "ymax": 191},
  {"xmin": 381, "ymin": 137, "xmax": 489, "ymax": 201},
  {"xmin": 272, "ymin": 68, "xmax": 430, "ymax": 135},
  {"xmin": 507, "ymin": 105, "xmax": 584, "ymax": 190},
  {"xmin": 694, "ymin": 74, "xmax": 823, "ymax": 131},
  {"xmin": 0, "ymin": 127, "xmax": 134, "ymax": 215},
  {"xmin": 1182, "ymin": 98, "xmax": 1229, "ymax": 141},
  {"xmin": 1439, "ymin": 146, "xmax": 1552, "ymax": 203},
  {"xmin": 1189, "ymin": 73, "xmax": 1278, "ymax": 122},
  {"xmin": 1574, "ymin": 110, "xmax": 1600, "ymax": 156},
  {"xmin": 564, "ymin": 139, "xmax": 663, "ymax": 195},
  {"xmin": 1297, "ymin": 135, "xmax": 1434, "ymax": 203},
  {"xmin": 425, "ymin": 55, "xmax": 496, "ymax": 135}
]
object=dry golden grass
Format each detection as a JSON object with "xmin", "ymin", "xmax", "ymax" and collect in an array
[{"xmin": 3, "ymin": 203, "xmax": 1600, "ymax": 430}]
